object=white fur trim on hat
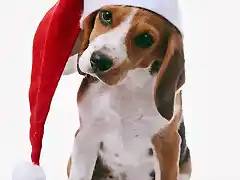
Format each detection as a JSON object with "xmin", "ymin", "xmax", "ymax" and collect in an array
[
  {"xmin": 12, "ymin": 162, "xmax": 46, "ymax": 180},
  {"xmin": 80, "ymin": 0, "xmax": 183, "ymax": 34}
]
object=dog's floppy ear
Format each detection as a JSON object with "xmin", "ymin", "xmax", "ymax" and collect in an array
[
  {"xmin": 79, "ymin": 11, "xmax": 98, "ymax": 54},
  {"xmin": 154, "ymin": 31, "xmax": 185, "ymax": 120},
  {"xmin": 75, "ymin": 11, "xmax": 98, "ymax": 75}
]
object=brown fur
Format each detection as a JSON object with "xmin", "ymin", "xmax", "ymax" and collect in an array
[
  {"xmin": 154, "ymin": 32, "xmax": 185, "ymax": 120},
  {"xmin": 67, "ymin": 5, "xmax": 191, "ymax": 180},
  {"xmin": 152, "ymin": 92, "xmax": 188, "ymax": 180},
  {"xmin": 70, "ymin": 31, "xmax": 83, "ymax": 56}
]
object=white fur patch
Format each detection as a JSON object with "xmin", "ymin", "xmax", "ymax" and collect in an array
[
  {"xmin": 78, "ymin": 8, "xmax": 137, "ymax": 74},
  {"xmin": 178, "ymin": 174, "xmax": 190, "ymax": 180}
]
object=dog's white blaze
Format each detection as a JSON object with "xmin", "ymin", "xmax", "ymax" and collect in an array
[{"xmin": 78, "ymin": 8, "xmax": 137, "ymax": 74}]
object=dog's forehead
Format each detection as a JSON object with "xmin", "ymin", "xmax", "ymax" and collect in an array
[
  {"xmin": 134, "ymin": 9, "xmax": 166, "ymax": 28},
  {"xmin": 89, "ymin": 6, "xmax": 167, "ymax": 46}
]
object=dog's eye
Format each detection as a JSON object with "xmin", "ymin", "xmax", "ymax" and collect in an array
[
  {"xmin": 134, "ymin": 33, "xmax": 154, "ymax": 48},
  {"xmin": 99, "ymin": 11, "xmax": 112, "ymax": 26}
]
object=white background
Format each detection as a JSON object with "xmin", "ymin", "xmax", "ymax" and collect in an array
[{"xmin": 0, "ymin": 0, "xmax": 240, "ymax": 179}]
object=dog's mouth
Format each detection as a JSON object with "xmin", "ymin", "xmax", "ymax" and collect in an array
[{"xmin": 88, "ymin": 66, "xmax": 126, "ymax": 85}]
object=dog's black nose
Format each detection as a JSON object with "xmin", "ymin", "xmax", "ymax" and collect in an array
[{"xmin": 90, "ymin": 51, "xmax": 113, "ymax": 72}]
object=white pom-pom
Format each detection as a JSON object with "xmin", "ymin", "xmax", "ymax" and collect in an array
[{"xmin": 12, "ymin": 162, "xmax": 46, "ymax": 180}]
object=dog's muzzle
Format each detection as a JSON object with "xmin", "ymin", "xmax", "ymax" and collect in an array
[{"xmin": 90, "ymin": 51, "xmax": 113, "ymax": 72}]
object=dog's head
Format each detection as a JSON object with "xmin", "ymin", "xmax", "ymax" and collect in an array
[{"xmin": 77, "ymin": 5, "xmax": 185, "ymax": 120}]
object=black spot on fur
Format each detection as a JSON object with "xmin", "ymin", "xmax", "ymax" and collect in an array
[
  {"xmin": 149, "ymin": 170, "xmax": 155, "ymax": 179},
  {"xmin": 149, "ymin": 60, "xmax": 162, "ymax": 75},
  {"xmin": 108, "ymin": 175, "xmax": 114, "ymax": 178},
  {"xmin": 92, "ymin": 156, "xmax": 110, "ymax": 180},
  {"xmin": 115, "ymin": 153, "xmax": 119, "ymax": 157},
  {"xmin": 148, "ymin": 148, "xmax": 154, "ymax": 156},
  {"xmin": 178, "ymin": 117, "xmax": 190, "ymax": 167}
]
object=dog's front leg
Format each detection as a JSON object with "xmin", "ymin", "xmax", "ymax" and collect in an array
[
  {"xmin": 69, "ymin": 127, "xmax": 100, "ymax": 180},
  {"xmin": 152, "ymin": 107, "xmax": 182, "ymax": 180},
  {"xmin": 153, "ymin": 130, "xmax": 181, "ymax": 180}
]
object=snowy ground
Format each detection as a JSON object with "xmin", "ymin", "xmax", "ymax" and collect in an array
[{"xmin": 1, "ymin": 0, "xmax": 240, "ymax": 179}]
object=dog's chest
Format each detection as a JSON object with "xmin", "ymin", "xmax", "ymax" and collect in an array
[{"xmin": 78, "ymin": 70, "xmax": 167, "ymax": 175}]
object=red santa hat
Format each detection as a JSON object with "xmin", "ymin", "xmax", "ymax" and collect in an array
[{"xmin": 12, "ymin": 0, "xmax": 182, "ymax": 179}]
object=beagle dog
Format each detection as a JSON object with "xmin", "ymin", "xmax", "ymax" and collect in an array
[{"xmin": 64, "ymin": 5, "xmax": 192, "ymax": 180}]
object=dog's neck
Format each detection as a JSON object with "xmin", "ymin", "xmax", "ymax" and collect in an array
[
  {"xmin": 92, "ymin": 68, "xmax": 181, "ymax": 120},
  {"xmin": 78, "ymin": 68, "xmax": 159, "ymax": 122},
  {"xmin": 118, "ymin": 68, "xmax": 156, "ymax": 90}
]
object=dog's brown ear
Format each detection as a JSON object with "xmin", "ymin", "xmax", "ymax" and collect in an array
[
  {"xmin": 71, "ymin": 11, "xmax": 98, "ymax": 75},
  {"xmin": 79, "ymin": 11, "xmax": 98, "ymax": 54},
  {"xmin": 154, "ymin": 31, "xmax": 185, "ymax": 120}
]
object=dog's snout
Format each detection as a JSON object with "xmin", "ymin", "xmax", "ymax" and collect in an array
[{"xmin": 90, "ymin": 51, "xmax": 113, "ymax": 72}]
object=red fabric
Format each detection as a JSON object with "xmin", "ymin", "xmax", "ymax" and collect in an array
[{"xmin": 29, "ymin": 0, "xmax": 84, "ymax": 165}]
